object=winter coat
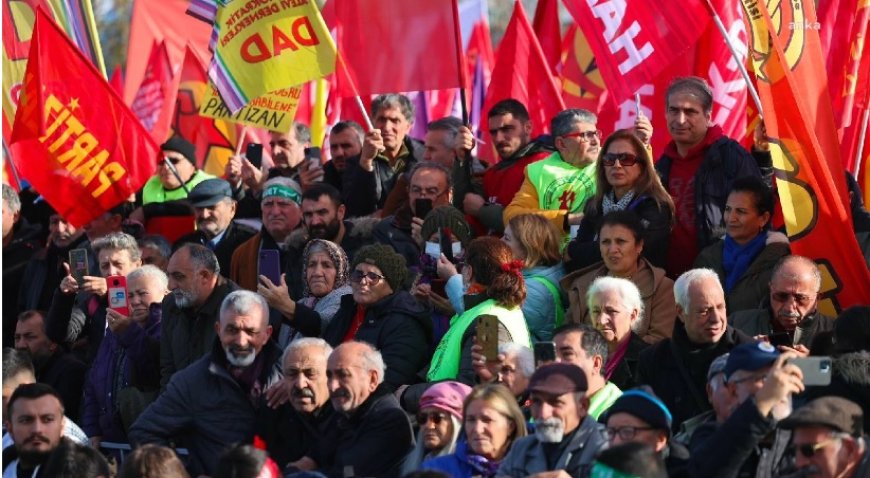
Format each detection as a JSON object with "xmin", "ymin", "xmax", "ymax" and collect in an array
[
  {"xmin": 561, "ymin": 258, "xmax": 676, "ymax": 344},
  {"xmin": 729, "ymin": 306, "xmax": 835, "ymax": 348},
  {"xmin": 81, "ymin": 303, "xmax": 161, "ymax": 442},
  {"xmin": 636, "ymin": 321, "xmax": 755, "ymax": 430},
  {"xmin": 522, "ymin": 263, "xmax": 566, "ymax": 342},
  {"xmin": 18, "ymin": 235, "xmax": 88, "ymax": 316},
  {"xmin": 801, "ymin": 351, "xmax": 870, "ymax": 434},
  {"xmin": 498, "ymin": 414, "xmax": 608, "ymax": 477},
  {"xmin": 45, "ymin": 287, "xmax": 108, "ymax": 366},
  {"xmin": 607, "ymin": 332, "xmax": 650, "ymax": 391},
  {"xmin": 2, "ymin": 219, "xmax": 42, "ymax": 341},
  {"xmin": 373, "ymin": 204, "xmax": 422, "ymax": 267},
  {"xmin": 129, "ymin": 339, "xmax": 283, "ymax": 477},
  {"xmin": 296, "ymin": 291, "xmax": 432, "ymax": 392},
  {"xmin": 174, "ymin": 220, "xmax": 257, "ymax": 277},
  {"xmin": 693, "ymin": 232, "xmax": 790, "ymax": 314},
  {"xmin": 422, "ymin": 438, "xmax": 501, "ymax": 478},
  {"xmin": 255, "ymin": 401, "xmax": 336, "ymax": 469},
  {"xmin": 32, "ymin": 350, "xmax": 87, "ymax": 423},
  {"xmin": 341, "ymin": 136, "xmax": 425, "ymax": 217}
]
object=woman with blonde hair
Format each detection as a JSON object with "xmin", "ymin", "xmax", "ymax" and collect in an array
[
  {"xmin": 503, "ymin": 214, "xmax": 566, "ymax": 341},
  {"xmin": 566, "ymin": 129, "xmax": 674, "ymax": 272},
  {"xmin": 421, "ymin": 384, "xmax": 527, "ymax": 477}
]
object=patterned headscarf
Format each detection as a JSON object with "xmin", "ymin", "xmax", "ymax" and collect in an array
[{"xmin": 300, "ymin": 239, "xmax": 349, "ymax": 298}]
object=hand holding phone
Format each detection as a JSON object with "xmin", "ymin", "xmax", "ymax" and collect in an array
[
  {"xmin": 258, "ymin": 249, "xmax": 282, "ymax": 286},
  {"xmin": 69, "ymin": 249, "xmax": 89, "ymax": 285},
  {"xmin": 246, "ymin": 143, "xmax": 264, "ymax": 169},
  {"xmin": 414, "ymin": 198, "xmax": 433, "ymax": 219},
  {"xmin": 477, "ymin": 315, "xmax": 500, "ymax": 361},
  {"xmin": 107, "ymin": 275, "xmax": 129, "ymax": 316},
  {"xmin": 788, "ymin": 357, "xmax": 832, "ymax": 386}
]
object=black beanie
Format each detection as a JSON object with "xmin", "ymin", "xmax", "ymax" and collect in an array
[
  {"xmin": 352, "ymin": 244, "xmax": 408, "ymax": 291},
  {"xmin": 420, "ymin": 205, "xmax": 473, "ymax": 247},
  {"xmin": 160, "ymin": 136, "xmax": 197, "ymax": 166}
]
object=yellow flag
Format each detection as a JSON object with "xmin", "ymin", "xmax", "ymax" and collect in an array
[{"xmin": 200, "ymin": 83, "xmax": 301, "ymax": 133}]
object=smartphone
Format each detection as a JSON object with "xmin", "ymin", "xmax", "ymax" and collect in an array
[
  {"xmin": 477, "ymin": 314, "xmax": 500, "ymax": 361},
  {"xmin": 534, "ymin": 341, "xmax": 557, "ymax": 366},
  {"xmin": 107, "ymin": 275, "xmax": 129, "ymax": 316},
  {"xmin": 789, "ymin": 357, "xmax": 833, "ymax": 386},
  {"xmin": 440, "ymin": 227, "xmax": 454, "ymax": 263},
  {"xmin": 769, "ymin": 331, "xmax": 792, "ymax": 347},
  {"xmin": 246, "ymin": 143, "xmax": 263, "ymax": 169},
  {"xmin": 69, "ymin": 248, "xmax": 89, "ymax": 285},
  {"xmin": 258, "ymin": 249, "xmax": 282, "ymax": 285},
  {"xmin": 414, "ymin": 198, "xmax": 433, "ymax": 219},
  {"xmin": 304, "ymin": 146, "xmax": 322, "ymax": 168}
]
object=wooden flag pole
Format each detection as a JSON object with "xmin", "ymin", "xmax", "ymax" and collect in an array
[{"xmin": 451, "ymin": 0, "xmax": 469, "ymax": 125}]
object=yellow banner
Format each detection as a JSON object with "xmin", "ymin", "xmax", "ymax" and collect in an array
[{"xmin": 200, "ymin": 83, "xmax": 301, "ymax": 132}]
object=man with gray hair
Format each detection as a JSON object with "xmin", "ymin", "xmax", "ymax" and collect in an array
[
  {"xmin": 2, "ymin": 183, "xmax": 42, "ymax": 345},
  {"xmin": 637, "ymin": 268, "xmax": 754, "ymax": 429},
  {"xmin": 342, "ymin": 94, "xmax": 425, "ymax": 217},
  {"xmin": 731, "ymin": 255, "xmax": 834, "ymax": 349},
  {"xmin": 287, "ymin": 341, "xmax": 414, "ymax": 478},
  {"xmin": 130, "ymin": 289, "xmax": 282, "ymax": 477}
]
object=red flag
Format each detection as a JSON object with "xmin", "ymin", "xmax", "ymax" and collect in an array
[
  {"xmin": 109, "ymin": 65, "xmax": 124, "ymax": 95},
  {"xmin": 742, "ymin": 0, "xmax": 870, "ymax": 313},
  {"xmin": 132, "ymin": 41, "xmax": 173, "ymax": 139},
  {"xmin": 10, "ymin": 9, "xmax": 158, "ymax": 227},
  {"xmin": 532, "ymin": 0, "xmax": 562, "ymax": 73},
  {"xmin": 482, "ymin": 1, "xmax": 565, "ymax": 143},
  {"xmin": 560, "ymin": 24, "xmax": 605, "ymax": 112},
  {"xmin": 564, "ymin": 0, "xmax": 710, "ymax": 103},
  {"xmin": 818, "ymin": 0, "xmax": 866, "ymax": 129},
  {"xmin": 334, "ymin": 0, "xmax": 463, "ymax": 96}
]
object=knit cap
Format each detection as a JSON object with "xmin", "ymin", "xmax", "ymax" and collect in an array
[
  {"xmin": 160, "ymin": 135, "xmax": 197, "ymax": 166},
  {"xmin": 601, "ymin": 389, "xmax": 673, "ymax": 434},
  {"xmin": 419, "ymin": 381, "xmax": 473, "ymax": 420},
  {"xmin": 420, "ymin": 205, "xmax": 473, "ymax": 247},
  {"xmin": 352, "ymin": 244, "xmax": 408, "ymax": 291}
]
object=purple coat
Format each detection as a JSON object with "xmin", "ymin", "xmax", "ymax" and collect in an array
[{"xmin": 81, "ymin": 303, "xmax": 161, "ymax": 441}]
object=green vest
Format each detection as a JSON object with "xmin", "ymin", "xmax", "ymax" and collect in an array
[
  {"xmin": 526, "ymin": 152, "xmax": 596, "ymax": 213},
  {"xmin": 588, "ymin": 381, "xmax": 623, "ymax": 420},
  {"xmin": 427, "ymin": 298, "xmax": 530, "ymax": 382},
  {"xmin": 142, "ymin": 170, "xmax": 214, "ymax": 204}
]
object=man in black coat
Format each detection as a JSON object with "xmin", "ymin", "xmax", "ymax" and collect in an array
[
  {"xmin": 287, "ymin": 341, "xmax": 414, "ymax": 478},
  {"xmin": 3, "ymin": 184, "xmax": 42, "ymax": 345},
  {"xmin": 637, "ymin": 268, "xmax": 754, "ymax": 430}
]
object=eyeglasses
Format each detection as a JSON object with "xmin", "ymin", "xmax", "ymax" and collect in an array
[
  {"xmin": 771, "ymin": 291, "xmax": 815, "ymax": 306},
  {"xmin": 601, "ymin": 152, "xmax": 639, "ymax": 167},
  {"xmin": 796, "ymin": 437, "xmax": 840, "ymax": 458},
  {"xmin": 417, "ymin": 411, "xmax": 450, "ymax": 425},
  {"xmin": 562, "ymin": 130, "xmax": 602, "ymax": 143},
  {"xmin": 409, "ymin": 186, "xmax": 445, "ymax": 198},
  {"xmin": 604, "ymin": 426, "xmax": 656, "ymax": 441},
  {"xmin": 349, "ymin": 270, "xmax": 385, "ymax": 284},
  {"xmin": 727, "ymin": 372, "xmax": 766, "ymax": 385}
]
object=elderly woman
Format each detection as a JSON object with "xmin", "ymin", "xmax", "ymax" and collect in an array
[
  {"xmin": 585, "ymin": 277, "xmax": 650, "ymax": 390},
  {"xmin": 562, "ymin": 211, "xmax": 676, "ymax": 344},
  {"xmin": 503, "ymin": 214, "xmax": 566, "ymax": 341},
  {"xmin": 82, "ymin": 265, "xmax": 167, "ymax": 448},
  {"xmin": 693, "ymin": 176, "xmax": 789, "ymax": 314},
  {"xmin": 421, "ymin": 384, "xmax": 528, "ymax": 477},
  {"xmin": 401, "ymin": 381, "xmax": 473, "ymax": 476},
  {"xmin": 566, "ymin": 129, "xmax": 674, "ymax": 272},
  {"xmin": 259, "ymin": 239, "xmax": 352, "ymax": 346}
]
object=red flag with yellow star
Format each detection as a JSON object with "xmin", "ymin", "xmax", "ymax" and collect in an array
[{"xmin": 10, "ymin": 9, "xmax": 158, "ymax": 227}]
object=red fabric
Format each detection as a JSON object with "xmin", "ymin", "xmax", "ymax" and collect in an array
[
  {"xmin": 343, "ymin": 305, "xmax": 367, "ymax": 343},
  {"xmin": 482, "ymin": 1, "xmax": 565, "ymax": 140},
  {"xmin": 743, "ymin": 0, "xmax": 870, "ymax": 311},
  {"xmin": 818, "ymin": 0, "xmax": 865, "ymax": 130},
  {"xmin": 604, "ymin": 334, "xmax": 631, "ymax": 380},
  {"xmin": 132, "ymin": 41, "xmax": 173, "ymax": 141},
  {"xmin": 560, "ymin": 25, "xmax": 604, "ymax": 113},
  {"xmin": 109, "ymin": 66, "xmax": 124, "ymax": 95},
  {"xmin": 662, "ymin": 126, "xmax": 724, "ymax": 278},
  {"xmin": 10, "ymin": 9, "xmax": 159, "ymax": 227},
  {"xmin": 563, "ymin": 0, "xmax": 710, "ymax": 103},
  {"xmin": 531, "ymin": 0, "xmax": 561, "ymax": 73},
  {"xmin": 334, "ymin": 0, "xmax": 462, "ymax": 96},
  {"xmin": 835, "ymin": 2, "xmax": 870, "ymax": 172},
  {"xmin": 482, "ymin": 149, "xmax": 551, "ymax": 209}
]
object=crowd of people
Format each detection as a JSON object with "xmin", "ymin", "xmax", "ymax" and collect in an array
[{"xmin": 2, "ymin": 75, "xmax": 870, "ymax": 478}]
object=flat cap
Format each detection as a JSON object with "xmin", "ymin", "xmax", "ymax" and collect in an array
[
  {"xmin": 188, "ymin": 178, "xmax": 233, "ymax": 208},
  {"xmin": 779, "ymin": 396, "xmax": 863, "ymax": 437},
  {"xmin": 527, "ymin": 363, "xmax": 588, "ymax": 396}
]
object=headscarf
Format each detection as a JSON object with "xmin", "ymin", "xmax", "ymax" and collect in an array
[{"xmin": 300, "ymin": 239, "xmax": 349, "ymax": 298}]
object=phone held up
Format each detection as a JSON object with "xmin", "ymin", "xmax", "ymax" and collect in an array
[
  {"xmin": 69, "ymin": 248, "xmax": 89, "ymax": 284},
  {"xmin": 245, "ymin": 143, "xmax": 263, "ymax": 170},
  {"xmin": 107, "ymin": 275, "xmax": 129, "ymax": 317},
  {"xmin": 258, "ymin": 249, "xmax": 282, "ymax": 286},
  {"xmin": 477, "ymin": 314, "xmax": 499, "ymax": 361}
]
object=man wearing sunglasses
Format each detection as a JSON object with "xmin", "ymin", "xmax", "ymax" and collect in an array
[
  {"xmin": 731, "ymin": 255, "xmax": 835, "ymax": 350},
  {"xmin": 779, "ymin": 397, "xmax": 868, "ymax": 478},
  {"xmin": 141, "ymin": 136, "xmax": 214, "ymax": 205}
]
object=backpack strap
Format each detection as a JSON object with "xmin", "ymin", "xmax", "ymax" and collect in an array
[{"xmin": 528, "ymin": 275, "xmax": 566, "ymax": 328}]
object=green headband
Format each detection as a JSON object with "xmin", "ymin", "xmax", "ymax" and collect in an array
[
  {"xmin": 262, "ymin": 184, "xmax": 301, "ymax": 204},
  {"xmin": 590, "ymin": 463, "xmax": 640, "ymax": 478}
]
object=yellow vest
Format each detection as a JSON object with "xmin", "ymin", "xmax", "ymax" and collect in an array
[
  {"xmin": 142, "ymin": 170, "xmax": 214, "ymax": 204},
  {"xmin": 526, "ymin": 152, "xmax": 596, "ymax": 213}
]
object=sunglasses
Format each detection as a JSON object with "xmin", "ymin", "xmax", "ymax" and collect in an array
[
  {"xmin": 796, "ymin": 437, "xmax": 840, "ymax": 458},
  {"xmin": 562, "ymin": 130, "xmax": 601, "ymax": 143},
  {"xmin": 417, "ymin": 411, "xmax": 450, "ymax": 426},
  {"xmin": 771, "ymin": 291, "xmax": 815, "ymax": 306},
  {"xmin": 349, "ymin": 270, "xmax": 385, "ymax": 284},
  {"xmin": 601, "ymin": 152, "xmax": 639, "ymax": 167},
  {"xmin": 160, "ymin": 156, "xmax": 183, "ymax": 166}
]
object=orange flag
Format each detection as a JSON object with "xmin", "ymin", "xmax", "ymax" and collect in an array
[
  {"xmin": 742, "ymin": 0, "xmax": 870, "ymax": 313},
  {"xmin": 10, "ymin": 9, "xmax": 158, "ymax": 227}
]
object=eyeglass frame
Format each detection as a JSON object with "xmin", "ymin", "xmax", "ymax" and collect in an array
[
  {"xmin": 770, "ymin": 291, "xmax": 817, "ymax": 306},
  {"xmin": 604, "ymin": 425, "xmax": 657, "ymax": 441},
  {"xmin": 349, "ymin": 269, "xmax": 386, "ymax": 285},
  {"xmin": 417, "ymin": 411, "xmax": 451, "ymax": 426},
  {"xmin": 795, "ymin": 437, "xmax": 842, "ymax": 458},
  {"xmin": 561, "ymin": 130, "xmax": 602, "ymax": 143}
]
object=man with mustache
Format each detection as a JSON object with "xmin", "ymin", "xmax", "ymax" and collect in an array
[
  {"xmin": 655, "ymin": 76, "xmax": 772, "ymax": 278},
  {"xmin": 731, "ymin": 255, "xmax": 834, "ymax": 349},
  {"xmin": 256, "ymin": 338, "xmax": 335, "ymax": 469},
  {"xmin": 160, "ymin": 244, "xmax": 238, "ymax": 388},
  {"xmin": 175, "ymin": 178, "xmax": 256, "ymax": 276},
  {"xmin": 130, "ymin": 290, "xmax": 282, "ymax": 477},
  {"xmin": 637, "ymin": 268, "xmax": 754, "ymax": 430},
  {"xmin": 323, "ymin": 121, "xmax": 364, "ymax": 193},
  {"xmin": 2, "ymin": 383, "xmax": 67, "ymax": 478},
  {"xmin": 497, "ymin": 362, "xmax": 608, "ymax": 477},
  {"xmin": 287, "ymin": 341, "xmax": 413, "ymax": 478}
]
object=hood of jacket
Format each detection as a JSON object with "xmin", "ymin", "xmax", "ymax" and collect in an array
[{"xmin": 524, "ymin": 262, "xmax": 565, "ymax": 284}]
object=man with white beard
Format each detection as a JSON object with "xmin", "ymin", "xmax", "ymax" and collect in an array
[
  {"xmin": 688, "ymin": 342, "xmax": 805, "ymax": 477},
  {"xmin": 497, "ymin": 363, "xmax": 608, "ymax": 477},
  {"xmin": 130, "ymin": 290, "xmax": 282, "ymax": 477}
]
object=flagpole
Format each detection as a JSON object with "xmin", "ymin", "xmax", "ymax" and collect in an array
[
  {"xmin": 333, "ymin": 50, "xmax": 374, "ymax": 130},
  {"xmin": 703, "ymin": 0, "xmax": 764, "ymax": 117},
  {"xmin": 236, "ymin": 126, "xmax": 248, "ymax": 156},
  {"xmin": 451, "ymin": 0, "xmax": 469, "ymax": 124}
]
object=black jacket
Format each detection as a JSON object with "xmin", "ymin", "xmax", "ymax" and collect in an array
[
  {"xmin": 175, "ymin": 221, "xmax": 256, "ymax": 277},
  {"xmin": 341, "ymin": 136, "xmax": 425, "ymax": 218},
  {"xmin": 2, "ymin": 219, "xmax": 42, "ymax": 343},
  {"xmin": 309, "ymin": 385, "xmax": 414, "ymax": 478},
  {"xmin": 18, "ymin": 234, "xmax": 89, "ymax": 315},
  {"xmin": 130, "ymin": 339, "xmax": 283, "ymax": 477},
  {"xmin": 34, "ymin": 350, "xmax": 88, "ymax": 423},
  {"xmin": 297, "ymin": 291, "xmax": 432, "ymax": 392},
  {"xmin": 372, "ymin": 204, "xmax": 421, "ymax": 268},
  {"xmin": 636, "ymin": 321, "xmax": 755, "ymax": 430},
  {"xmin": 45, "ymin": 288, "xmax": 108, "ymax": 365},
  {"xmin": 608, "ymin": 332, "xmax": 650, "ymax": 391},
  {"xmin": 802, "ymin": 352, "xmax": 870, "ymax": 434},
  {"xmin": 255, "ymin": 401, "xmax": 335, "ymax": 469}
]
